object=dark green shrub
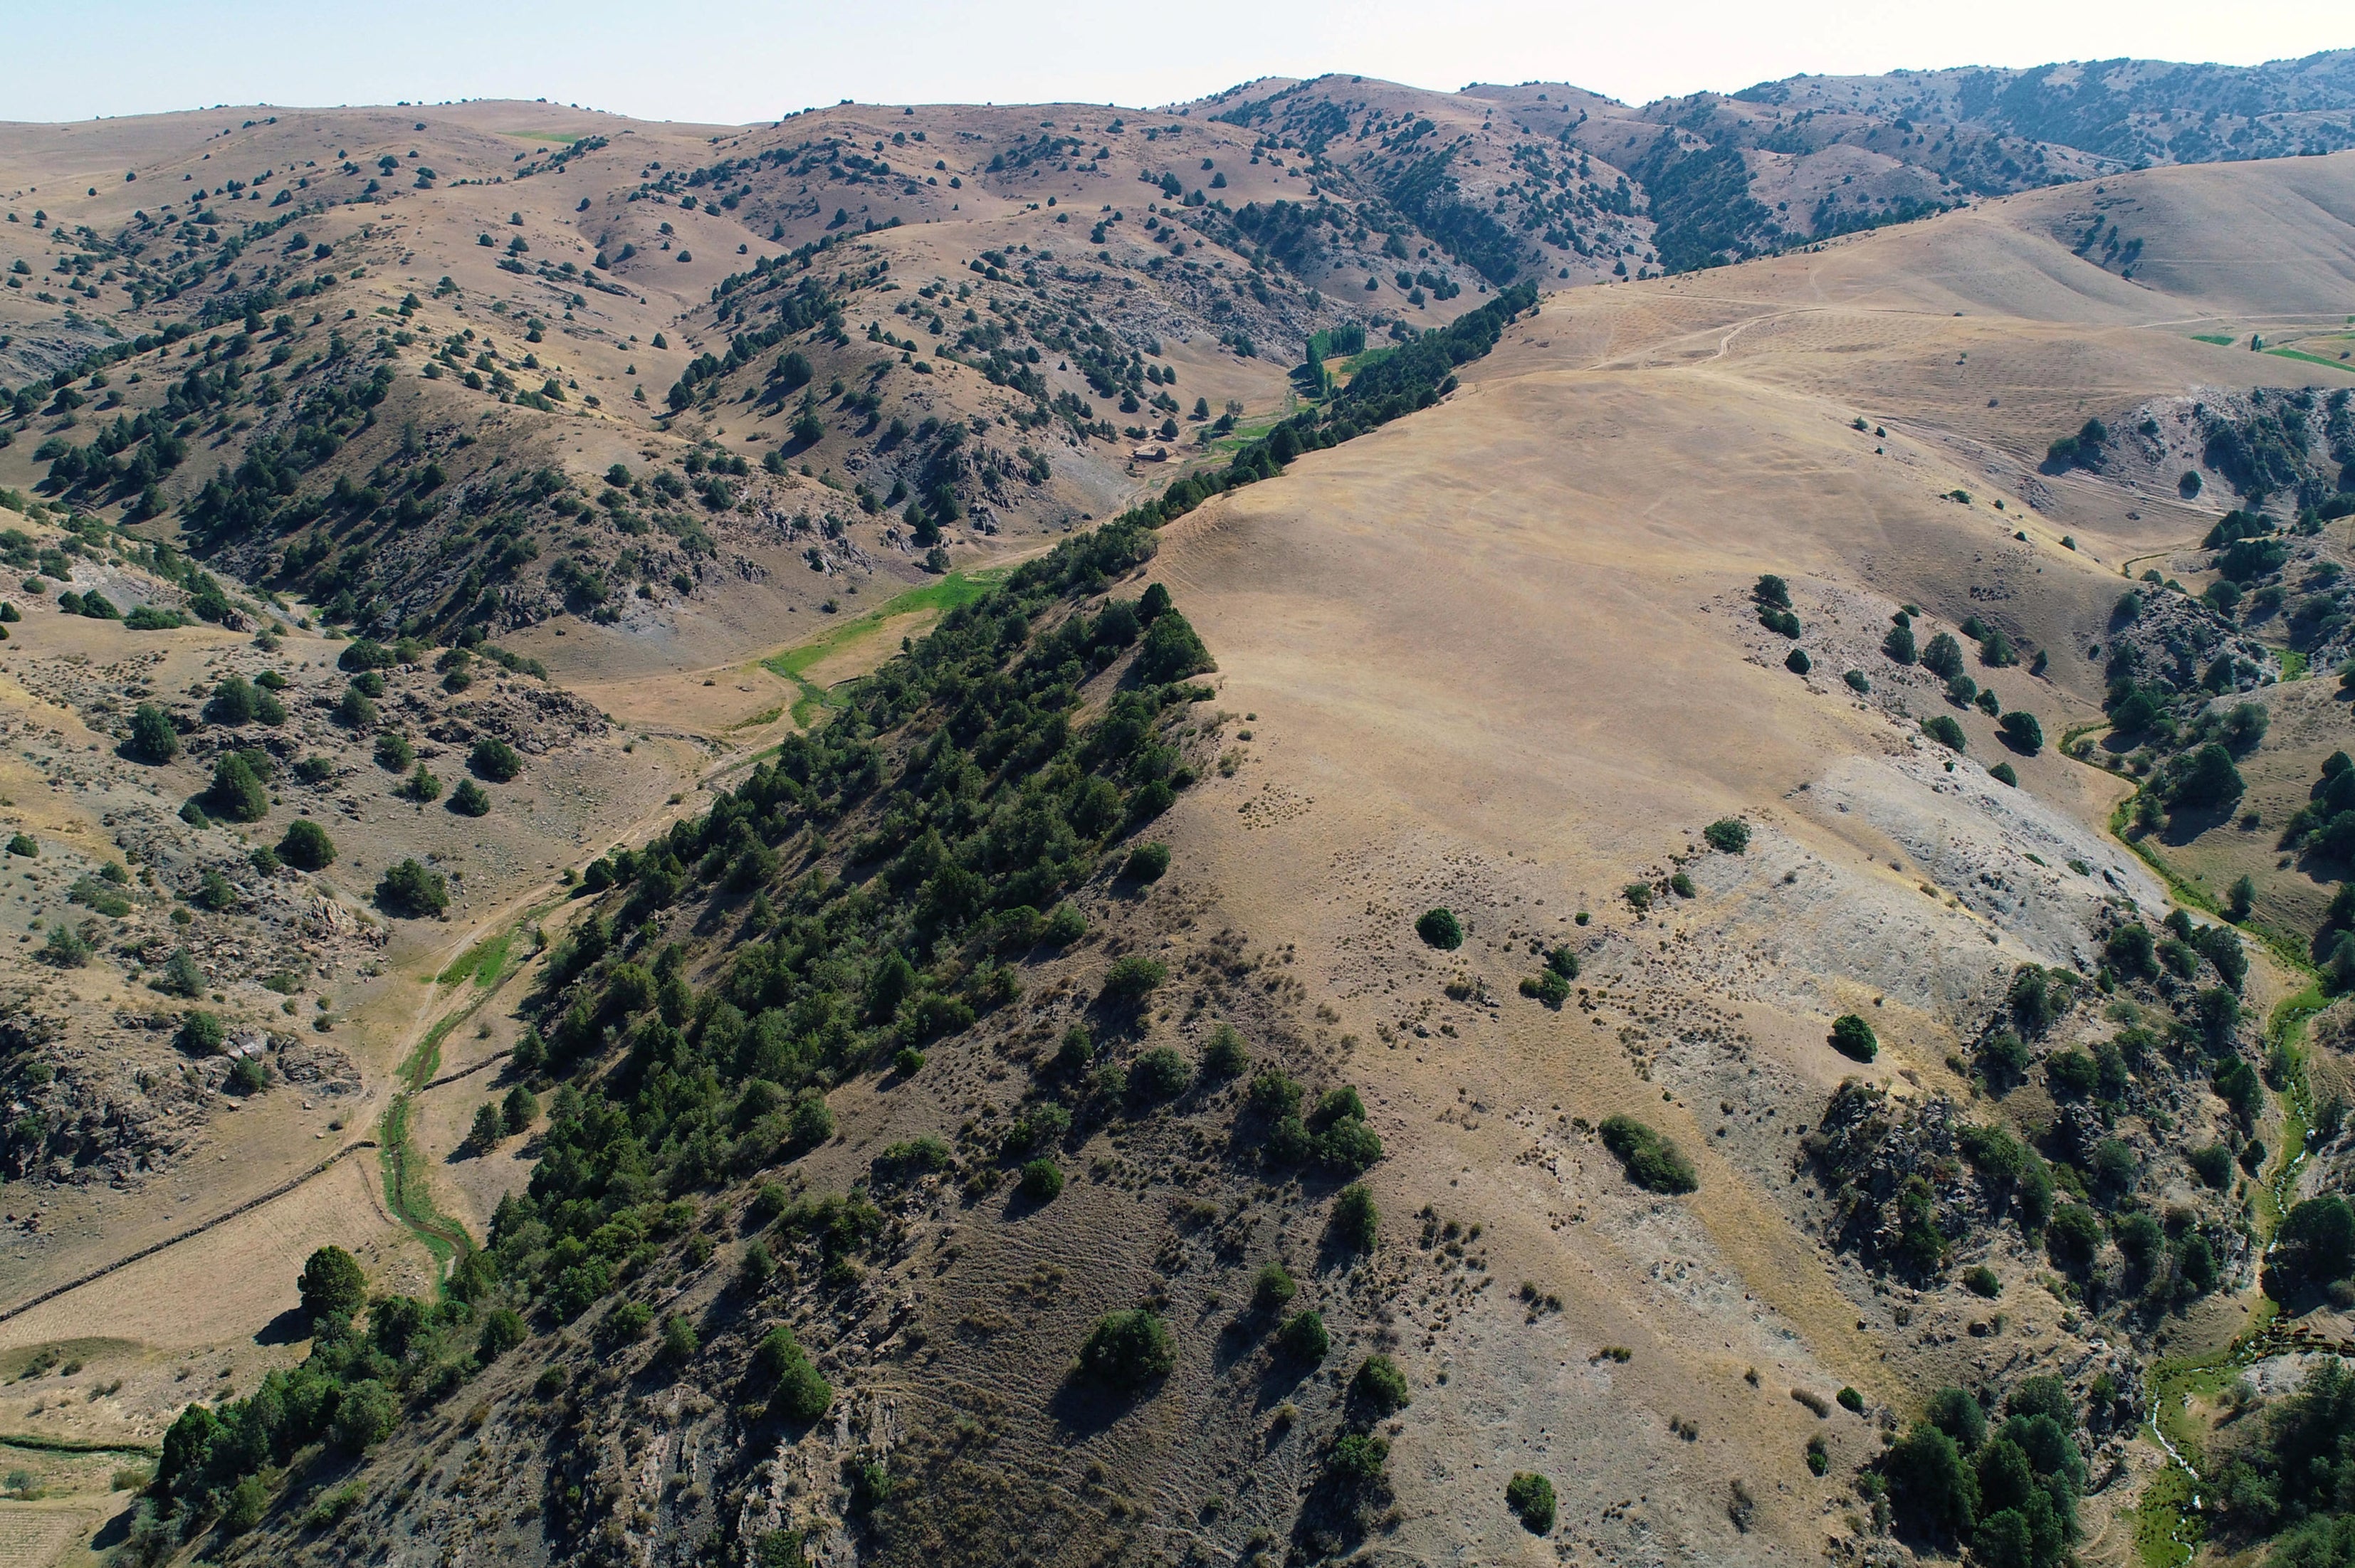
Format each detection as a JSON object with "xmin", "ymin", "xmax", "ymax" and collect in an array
[
  {"xmin": 1884, "ymin": 623, "xmax": 1917, "ymax": 664},
  {"xmin": 179, "ymin": 1010, "xmax": 226, "ymax": 1054},
  {"xmin": 1786, "ymin": 648, "xmax": 1812, "ymax": 675},
  {"xmin": 1829, "ymin": 1014, "xmax": 1877, "ymax": 1062},
  {"xmin": 278, "ymin": 818, "xmax": 336, "ymax": 870},
  {"xmin": 1963, "ymin": 1266, "xmax": 2000, "ymax": 1298},
  {"xmin": 127, "ymin": 702, "xmax": 179, "ymax": 763},
  {"xmin": 660, "ymin": 1313, "xmax": 699, "ymax": 1365},
  {"xmin": 1598, "ymin": 1115, "xmax": 1697, "ymax": 1193},
  {"xmin": 374, "ymin": 733, "xmax": 414, "ymax": 771},
  {"xmin": 1754, "ymin": 574, "xmax": 1791, "ymax": 609},
  {"xmin": 470, "ymin": 737, "xmax": 523, "ymax": 781},
  {"xmin": 450, "ymin": 779, "xmax": 492, "ymax": 816},
  {"xmin": 206, "ymin": 675, "xmax": 258, "ymax": 726},
  {"xmin": 1416, "ymin": 907, "xmax": 1462, "ymax": 949},
  {"xmin": 337, "ymin": 638, "xmax": 397, "ymax": 672},
  {"xmin": 1837, "ymin": 1387, "xmax": 1866, "ymax": 1414},
  {"xmin": 1989, "ymin": 763, "xmax": 2018, "ymax": 786},
  {"xmin": 1133, "ymin": 1045, "xmax": 1192, "ymax": 1100},
  {"xmin": 1131, "ymin": 609, "xmax": 1212, "ymax": 684},
  {"xmin": 1247, "ymin": 1068, "xmax": 1301, "ymax": 1117},
  {"xmin": 207, "ymin": 752, "xmax": 269, "ymax": 822},
  {"xmin": 155, "ymin": 947, "xmax": 204, "ymax": 996},
  {"xmin": 2266, "ymin": 1195, "xmax": 2355, "ymax": 1298},
  {"xmin": 1998, "ymin": 711, "xmax": 2043, "ymax": 755},
  {"xmin": 1253, "ymin": 1263, "xmax": 1297, "ymax": 1313},
  {"xmin": 2188, "ymin": 1143, "xmax": 2232, "ymax": 1189},
  {"xmin": 330, "ymin": 1380, "xmax": 396, "ymax": 1451},
  {"xmin": 1926, "ymin": 1387, "xmax": 1987, "ymax": 1450},
  {"xmin": 1316, "ymin": 1115, "xmax": 1385, "ymax": 1172},
  {"xmin": 1521, "ymin": 969, "xmax": 1571, "ymax": 1008},
  {"xmin": 2045, "ymin": 1204, "xmax": 2104, "ymax": 1271},
  {"xmin": 1886, "ymin": 1421, "xmax": 1974, "ymax": 1536},
  {"xmin": 1279, "ymin": 1310, "xmax": 1329, "ymax": 1363},
  {"xmin": 1201, "ymin": 1023, "xmax": 1248, "ymax": 1079},
  {"xmin": 1703, "ymin": 819, "xmax": 1750, "ymax": 853},
  {"xmin": 1923, "ymin": 715, "xmax": 1966, "ymax": 751},
  {"xmin": 1329, "ymin": 1432, "xmax": 1389, "ymax": 1490},
  {"xmin": 1506, "ymin": 1471, "xmax": 1557, "ymax": 1533},
  {"xmin": 2172, "ymin": 743, "xmax": 2242, "ymax": 811},
  {"xmin": 1122, "ymin": 841, "xmax": 1170, "ymax": 881},
  {"xmin": 1352, "ymin": 1354, "xmax": 1410, "ymax": 1415},
  {"xmin": 872, "ymin": 1136, "xmax": 951, "ymax": 1184},
  {"xmin": 757, "ymin": 1327, "xmax": 834, "ymax": 1421},
  {"xmin": 1331, "ymin": 1183, "xmax": 1379, "ymax": 1251},
  {"xmin": 1019, "ymin": 1158, "xmax": 1065, "ymax": 1201},
  {"xmin": 1078, "ymin": 1309, "xmax": 1175, "ymax": 1389},
  {"xmin": 299, "ymin": 1244, "xmax": 367, "ymax": 1322},
  {"xmin": 1101, "ymin": 954, "xmax": 1166, "ymax": 1001},
  {"xmin": 376, "ymin": 858, "xmax": 449, "ymax": 917},
  {"xmin": 2215, "ymin": 1058, "xmax": 2262, "ymax": 1127},
  {"xmin": 39, "ymin": 918, "xmax": 90, "ymax": 965},
  {"xmin": 406, "ymin": 762, "xmax": 441, "ymax": 802}
]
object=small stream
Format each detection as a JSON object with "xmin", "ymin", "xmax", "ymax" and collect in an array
[{"xmin": 2134, "ymin": 988, "xmax": 2321, "ymax": 1567}]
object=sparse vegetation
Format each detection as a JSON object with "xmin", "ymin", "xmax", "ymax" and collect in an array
[
  {"xmin": 1506, "ymin": 1471, "xmax": 1557, "ymax": 1534},
  {"xmin": 1598, "ymin": 1115, "xmax": 1697, "ymax": 1193},
  {"xmin": 1078, "ymin": 1309, "xmax": 1175, "ymax": 1390}
]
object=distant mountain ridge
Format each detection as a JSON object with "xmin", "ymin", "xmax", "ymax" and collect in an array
[{"xmin": 1189, "ymin": 48, "xmax": 2355, "ymax": 278}]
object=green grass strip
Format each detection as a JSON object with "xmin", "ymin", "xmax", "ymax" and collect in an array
[
  {"xmin": 2265, "ymin": 347, "xmax": 2355, "ymax": 372},
  {"xmin": 0, "ymin": 1432, "xmax": 159, "ymax": 1457},
  {"xmin": 382, "ymin": 903, "xmax": 557, "ymax": 1277},
  {"xmin": 2191, "ymin": 333, "xmax": 2236, "ymax": 346},
  {"xmin": 760, "ymin": 569, "xmax": 1007, "ymax": 725},
  {"xmin": 2103, "ymin": 793, "xmax": 2312, "ymax": 975}
]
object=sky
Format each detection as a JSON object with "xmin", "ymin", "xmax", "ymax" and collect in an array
[{"xmin": 6, "ymin": 0, "xmax": 2350, "ymax": 125}]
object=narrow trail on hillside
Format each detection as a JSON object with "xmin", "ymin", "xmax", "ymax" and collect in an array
[
  {"xmin": 0, "ymin": 1140, "xmax": 380, "ymax": 1327},
  {"xmin": 0, "ymin": 614, "xmax": 873, "ymax": 1318}
]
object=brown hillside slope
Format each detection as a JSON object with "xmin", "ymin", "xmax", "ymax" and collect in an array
[
  {"xmin": 0, "ymin": 147, "xmax": 2347, "ymax": 1568},
  {"xmin": 1127, "ymin": 152, "xmax": 2355, "ymax": 1562}
]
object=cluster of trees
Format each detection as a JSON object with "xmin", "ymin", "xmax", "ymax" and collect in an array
[
  {"xmin": 2214, "ymin": 1359, "xmax": 2355, "ymax": 1561},
  {"xmin": 2280, "ymin": 749, "xmax": 2355, "ymax": 881},
  {"xmin": 1886, "ymin": 1377, "xmax": 2087, "ymax": 1568},
  {"xmin": 433, "ymin": 525, "xmax": 1214, "ymax": 1419},
  {"xmin": 1096, "ymin": 285, "xmax": 1536, "ymax": 538},
  {"xmin": 146, "ymin": 1244, "xmax": 524, "ymax": 1544}
]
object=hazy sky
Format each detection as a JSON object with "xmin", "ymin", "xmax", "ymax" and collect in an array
[{"xmin": 7, "ymin": 0, "xmax": 2349, "ymax": 125}]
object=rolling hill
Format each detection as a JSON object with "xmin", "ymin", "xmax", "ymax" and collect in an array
[{"xmin": 0, "ymin": 65, "xmax": 2349, "ymax": 1568}]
